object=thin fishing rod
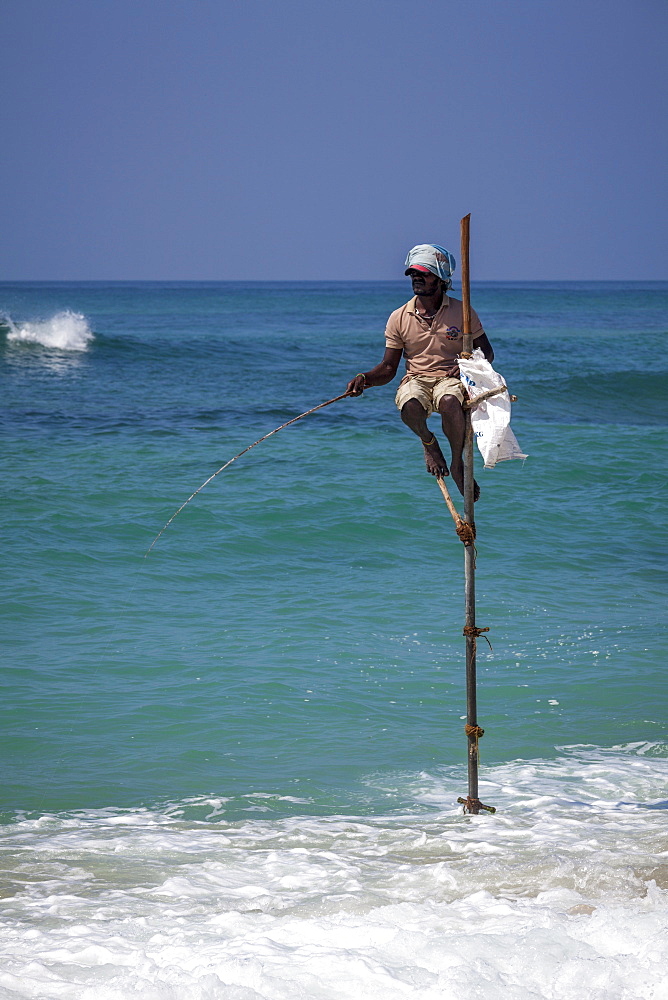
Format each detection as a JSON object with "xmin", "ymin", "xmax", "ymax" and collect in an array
[{"xmin": 145, "ymin": 391, "xmax": 352, "ymax": 555}]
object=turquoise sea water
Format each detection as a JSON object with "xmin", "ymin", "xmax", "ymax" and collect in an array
[{"xmin": 1, "ymin": 281, "xmax": 667, "ymax": 999}]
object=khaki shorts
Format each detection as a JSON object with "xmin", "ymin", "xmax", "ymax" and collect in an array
[{"xmin": 395, "ymin": 375, "xmax": 465, "ymax": 416}]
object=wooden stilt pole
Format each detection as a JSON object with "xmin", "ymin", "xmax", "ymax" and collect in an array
[{"xmin": 456, "ymin": 214, "xmax": 495, "ymax": 816}]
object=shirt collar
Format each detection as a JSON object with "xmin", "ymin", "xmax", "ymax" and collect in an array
[{"xmin": 408, "ymin": 294, "xmax": 450, "ymax": 315}]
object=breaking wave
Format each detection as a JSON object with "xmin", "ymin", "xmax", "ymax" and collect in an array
[
  {"xmin": 1, "ymin": 748, "xmax": 666, "ymax": 1000},
  {"xmin": 4, "ymin": 310, "xmax": 93, "ymax": 350}
]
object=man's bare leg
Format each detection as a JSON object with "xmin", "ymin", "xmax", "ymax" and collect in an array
[
  {"xmin": 400, "ymin": 398, "xmax": 449, "ymax": 477},
  {"xmin": 438, "ymin": 394, "xmax": 480, "ymax": 501}
]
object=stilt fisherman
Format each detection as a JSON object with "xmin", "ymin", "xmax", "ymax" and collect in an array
[{"xmin": 347, "ymin": 244, "xmax": 494, "ymax": 498}]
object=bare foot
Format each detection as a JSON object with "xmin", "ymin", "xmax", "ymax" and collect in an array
[
  {"xmin": 450, "ymin": 459, "xmax": 481, "ymax": 501},
  {"xmin": 423, "ymin": 437, "xmax": 449, "ymax": 477}
]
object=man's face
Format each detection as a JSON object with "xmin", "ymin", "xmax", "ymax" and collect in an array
[{"xmin": 407, "ymin": 268, "xmax": 442, "ymax": 297}]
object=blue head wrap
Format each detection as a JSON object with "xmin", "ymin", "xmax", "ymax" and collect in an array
[{"xmin": 404, "ymin": 244, "xmax": 456, "ymax": 290}]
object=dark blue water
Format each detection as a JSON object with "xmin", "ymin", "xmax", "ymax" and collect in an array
[
  {"xmin": 2, "ymin": 281, "xmax": 666, "ymax": 811},
  {"xmin": 1, "ymin": 282, "xmax": 666, "ymax": 998}
]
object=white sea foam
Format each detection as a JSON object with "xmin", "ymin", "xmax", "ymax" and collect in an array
[
  {"xmin": 0, "ymin": 747, "xmax": 666, "ymax": 1000},
  {"xmin": 5, "ymin": 310, "xmax": 93, "ymax": 350}
]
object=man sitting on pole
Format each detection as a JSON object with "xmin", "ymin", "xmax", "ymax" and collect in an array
[{"xmin": 346, "ymin": 244, "xmax": 494, "ymax": 500}]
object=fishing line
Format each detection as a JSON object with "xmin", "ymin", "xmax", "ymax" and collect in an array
[
  {"xmin": 145, "ymin": 391, "xmax": 352, "ymax": 555},
  {"xmin": 32, "ymin": 391, "xmax": 353, "ymax": 816}
]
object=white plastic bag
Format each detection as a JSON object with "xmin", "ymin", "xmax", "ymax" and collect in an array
[{"xmin": 458, "ymin": 349, "xmax": 527, "ymax": 469}]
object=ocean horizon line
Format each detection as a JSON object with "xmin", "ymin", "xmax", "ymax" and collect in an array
[{"xmin": 1, "ymin": 278, "xmax": 666, "ymax": 288}]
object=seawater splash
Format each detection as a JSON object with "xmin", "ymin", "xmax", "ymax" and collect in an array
[
  {"xmin": 4, "ymin": 310, "xmax": 93, "ymax": 350},
  {"xmin": 0, "ymin": 748, "xmax": 665, "ymax": 999}
]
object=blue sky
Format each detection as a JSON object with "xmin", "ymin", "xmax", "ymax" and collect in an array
[{"xmin": 1, "ymin": 0, "xmax": 665, "ymax": 280}]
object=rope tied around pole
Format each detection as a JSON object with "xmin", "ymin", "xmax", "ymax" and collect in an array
[
  {"xmin": 464, "ymin": 724, "xmax": 485, "ymax": 740},
  {"xmin": 462, "ymin": 624, "xmax": 492, "ymax": 650},
  {"xmin": 457, "ymin": 796, "xmax": 496, "ymax": 815},
  {"xmin": 435, "ymin": 475, "xmax": 476, "ymax": 547},
  {"xmin": 464, "ymin": 723, "xmax": 485, "ymax": 763},
  {"xmin": 456, "ymin": 520, "xmax": 476, "ymax": 546}
]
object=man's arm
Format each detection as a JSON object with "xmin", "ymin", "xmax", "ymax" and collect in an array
[
  {"xmin": 476, "ymin": 333, "xmax": 494, "ymax": 363},
  {"xmin": 441, "ymin": 334, "xmax": 495, "ymax": 379},
  {"xmin": 346, "ymin": 347, "xmax": 403, "ymax": 396}
]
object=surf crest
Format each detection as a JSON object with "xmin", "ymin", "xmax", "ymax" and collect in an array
[
  {"xmin": 0, "ymin": 747, "xmax": 666, "ymax": 999},
  {"xmin": 5, "ymin": 310, "xmax": 93, "ymax": 350}
]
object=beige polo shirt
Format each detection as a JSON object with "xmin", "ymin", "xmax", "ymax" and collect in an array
[{"xmin": 385, "ymin": 295, "xmax": 486, "ymax": 380}]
